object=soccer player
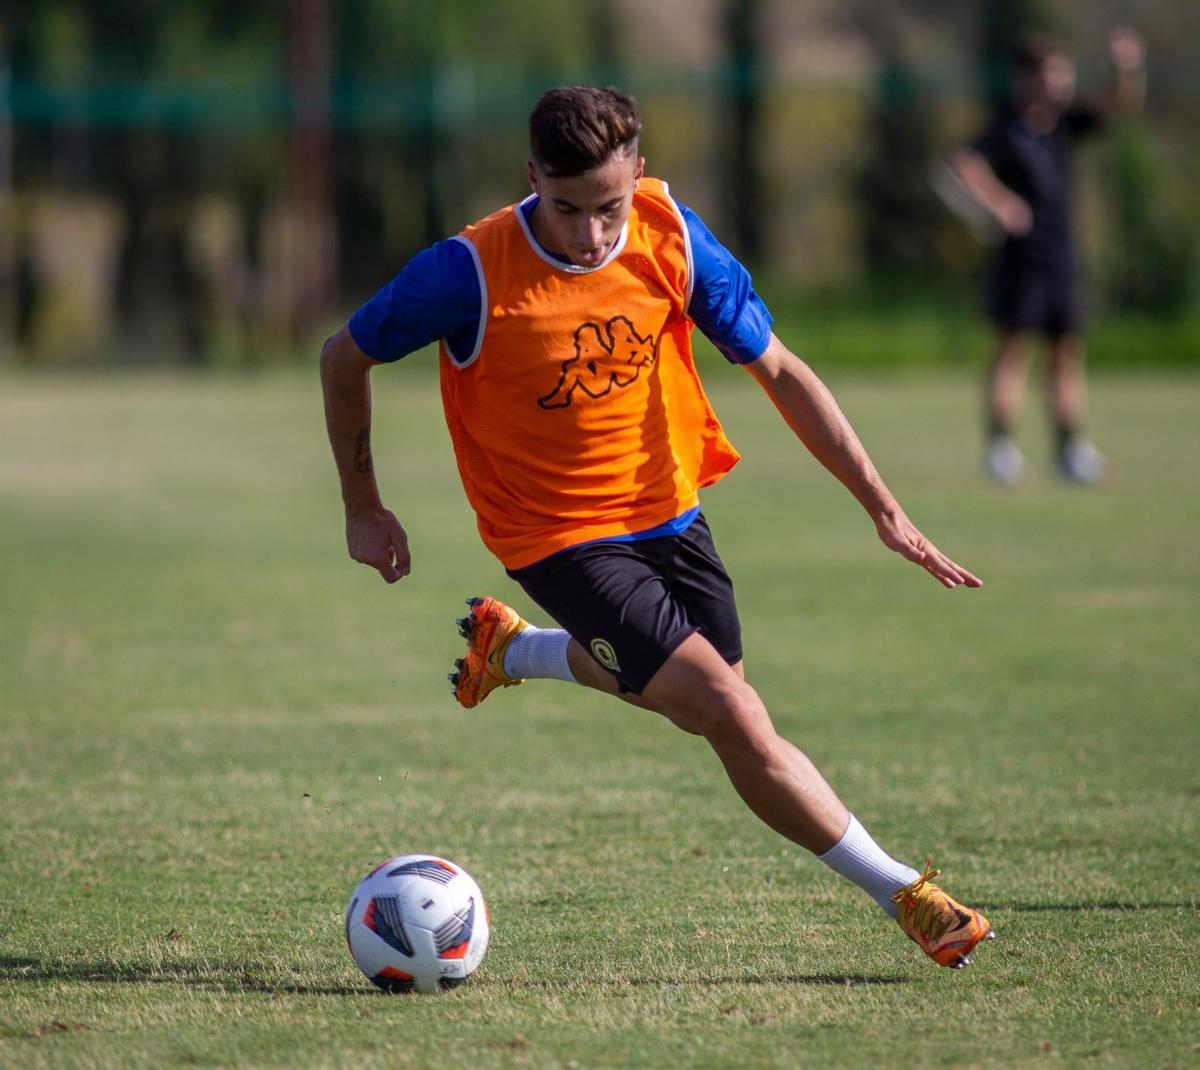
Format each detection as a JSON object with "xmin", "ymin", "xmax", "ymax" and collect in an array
[
  {"xmin": 949, "ymin": 28, "xmax": 1146, "ymax": 486},
  {"xmin": 322, "ymin": 86, "xmax": 993, "ymax": 969}
]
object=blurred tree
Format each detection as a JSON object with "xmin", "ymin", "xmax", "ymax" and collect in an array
[
  {"xmin": 855, "ymin": 21, "xmax": 943, "ymax": 280},
  {"xmin": 587, "ymin": 0, "xmax": 623, "ymax": 88},
  {"xmin": 979, "ymin": 0, "xmax": 1058, "ymax": 113},
  {"xmin": 1104, "ymin": 121, "xmax": 1198, "ymax": 313},
  {"xmin": 336, "ymin": 0, "xmax": 598, "ymax": 261},
  {"xmin": 8, "ymin": 0, "xmax": 287, "ymax": 362},
  {"xmin": 290, "ymin": 0, "xmax": 336, "ymax": 335},
  {"xmin": 7, "ymin": 0, "xmax": 1191, "ymax": 361},
  {"xmin": 721, "ymin": 0, "xmax": 763, "ymax": 264},
  {"xmin": 102, "ymin": 1, "xmax": 274, "ymax": 362}
]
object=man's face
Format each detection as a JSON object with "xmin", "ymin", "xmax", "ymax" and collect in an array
[
  {"xmin": 1018, "ymin": 53, "xmax": 1076, "ymax": 111},
  {"xmin": 526, "ymin": 148, "xmax": 644, "ymax": 268},
  {"xmin": 1040, "ymin": 54, "xmax": 1076, "ymax": 109}
]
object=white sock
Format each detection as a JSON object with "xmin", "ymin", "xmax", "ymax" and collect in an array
[
  {"xmin": 818, "ymin": 814, "xmax": 921, "ymax": 918},
  {"xmin": 502, "ymin": 626, "xmax": 576, "ymax": 683}
]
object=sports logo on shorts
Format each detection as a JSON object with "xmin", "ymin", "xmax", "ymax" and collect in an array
[
  {"xmin": 538, "ymin": 315, "xmax": 656, "ymax": 409},
  {"xmin": 589, "ymin": 638, "xmax": 621, "ymax": 672}
]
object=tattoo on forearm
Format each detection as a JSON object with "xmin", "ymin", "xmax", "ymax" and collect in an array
[{"xmin": 353, "ymin": 428, "xmax": 372, "ymax": 474}]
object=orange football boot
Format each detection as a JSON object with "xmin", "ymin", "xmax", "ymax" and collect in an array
[
  {"xmin": 448, "ymin": 597, "xmax": 527, "ymax": 708},
  {"xmin": 892, "ymin": 860, "xmax": 995, "ymax": 968}
]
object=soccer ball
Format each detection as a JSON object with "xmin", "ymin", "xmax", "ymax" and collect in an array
[{"xmin": 344, "ymin": 854, "xmax": 490, "ymax": 994}]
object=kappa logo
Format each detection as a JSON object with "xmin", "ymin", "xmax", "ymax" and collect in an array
[{"xmin": 538, "ymin": 315, "xmax": 656, "ymax": 410}]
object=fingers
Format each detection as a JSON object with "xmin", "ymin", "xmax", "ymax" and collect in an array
[
  {"xmin": 883, "ymin": 520, "xmax": 983, "ymax": 589},
  {"xmin": 950, "ymin": 561, "xmax": 983, "ymax": 588},
  {"xmin": 372, "ymin": 540, "xmax": 411, "ymax": 584},
  {"xmin": 347, "ymin": 539, "xmax": 409, "ymax": 583},
  {"xmin": 350, "ymin": 545, "xmax": 402, "ymax": 583},
  {"xmin": 386, "ymin": 544, "xmax": 412, "ymax": 583},
  {"xmin": 377, "ymin": 554, "xmax": 404, "ymax": 584},
  {"xmin": 346, "ymin": 510, "xmax": 411, "ymax": 585},
  {"xmin": 917, "ymin": 545, "xmax": 983, "ymax": 589},
  {"xmin": 387, "ymin": 518, "xmax": 412, "ymax": 579}
]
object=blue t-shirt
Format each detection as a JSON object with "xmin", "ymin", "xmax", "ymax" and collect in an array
[
  {"xmin": 348, "ymin": 196, "xmax": 773, "ymax": 550},
  {"xmin": 349, "ymin": 197, "xmax": 773, "ymax": 366}
]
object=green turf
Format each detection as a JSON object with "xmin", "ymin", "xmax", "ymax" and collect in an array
[{"xmin": 1, "ymin": 360, "xmax": 1197, "ymax": 1069}]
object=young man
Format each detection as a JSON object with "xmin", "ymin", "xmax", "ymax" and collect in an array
[
  {"xmin": 949, "ymin": 28, "xmax": 1146, "ymax": 486},
  {"xmin": 322, "ymin": 86, "xmax": 993, "ymax": 969}
]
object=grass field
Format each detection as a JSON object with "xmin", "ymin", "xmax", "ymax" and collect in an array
[{"xmin": 1, "ymin": 359, "xmax": 1198, "ymax": 1069}]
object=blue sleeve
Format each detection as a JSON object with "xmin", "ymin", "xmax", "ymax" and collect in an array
[
  {"xmin": 348, "ymin": 238, "xmax": 481, "ymax": 363},
  {"xmin": 679, "ymin": 203, "xmax": 774, "ymax": 364}
]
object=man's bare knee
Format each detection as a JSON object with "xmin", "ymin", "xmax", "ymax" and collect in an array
[
  {"xmin": 708, "ymin": 690, "xmax": 777, "ymax": 762},
  {"xmin": 642, "ymin": 633, "xmax": 766, "ymax": 741},
  {"xmin": 660, "ymin": 680, "xmax": 774, "ymax": 755}
]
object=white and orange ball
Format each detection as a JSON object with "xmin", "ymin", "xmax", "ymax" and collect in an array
[{"xmin": 345, "ymin": 854, "xmax": 490, "ymax": 994}]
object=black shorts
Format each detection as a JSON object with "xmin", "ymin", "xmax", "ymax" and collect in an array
[
  {"xmin": 506, "ymin": 513, "xmax": 743, "ymax": 695},
  {"xmin": 986, "ymin": 255, "xmax": 1080, "ymax": 337}
]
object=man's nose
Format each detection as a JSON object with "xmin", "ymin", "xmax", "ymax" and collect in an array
[{"xmin": 579, "ymin": 216, "xmax": 605, "ymax": 248}]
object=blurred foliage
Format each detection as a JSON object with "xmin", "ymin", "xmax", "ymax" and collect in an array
[
  {"xmin": 855, "ymin": 37, "xmax": 944, "ymax": 278},
  {"xmin": 751, "ymin": 279, "xmax": 1200, "ymax": 369},
  {"xmin": 980, "ymin": 0, "xmax": 1060, "ymax": 112},
  {"xmin": 720, "ymin": 0, "xmax": 765, "ymax": 263},
  {"xmin": 1, "ymin": 0, "xmax": 1197, "ymax": 366},
  {"xmin": 1103, "ymin": 121, "xmax": 1199, "ymax": 314}
]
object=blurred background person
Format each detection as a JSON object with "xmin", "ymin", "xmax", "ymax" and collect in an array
[{"xmin": 948, "ymin": 26, "xmax": 1146, "ymax": 487}]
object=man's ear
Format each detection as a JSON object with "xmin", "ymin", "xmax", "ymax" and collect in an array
[
  {"xmin": 633, "ymin": 155, "xmax": 645, "ymax": 183},
  {"xmin": 526, "ymin": 159, "xmax": 540, "ymax": 194}
]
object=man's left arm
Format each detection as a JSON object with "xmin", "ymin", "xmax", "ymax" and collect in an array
[
  {"xmin": 743, "ymin": 334, "xmax": 982, "ymax": 590},
  {"xmin": 1072, "ymin": 26, "xmax": 1146, "ymax": 132},
  {"xmin": 1103, "ymin": 26, "xmax": 1147, "ymax": 115}
]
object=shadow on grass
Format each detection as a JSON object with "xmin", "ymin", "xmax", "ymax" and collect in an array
[
  {"xmin": 621, "ymin": 974, "xmax": 907, "ymax": 988},
  {"xmin": 0, "ymin": 955, "xmax": 362, "ymax": 997},
  {"xmin": 686, "ymin": 975, "xmax": 907, "ymax": 988},
  {"xmin": 977, "ymin": 901, "xmax": 1196, "ymax": 913},
  {"xmin": 472, "ymin": 973, "xmax": 908, "ymax": 990},
  {"xmin": 714, "ymin": 974, "xmax": 907, "ymax": 987},
  {"xmin": 0, "ymin": 956, "xmax": 906, "ymax": 993}
]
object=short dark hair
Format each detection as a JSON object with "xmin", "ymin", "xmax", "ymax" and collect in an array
[
  {"xmin": 1012, "ymin": 33, "xmax": 1064, "ymax": 75},
  {"xmin": 529, "ymin": 86, "xmax": 642, "ymax": 177}
]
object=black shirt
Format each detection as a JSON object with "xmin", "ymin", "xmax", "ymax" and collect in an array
[{"xmin": 973, "ymin": 107, "xmax": 1103, "ymax": 266}]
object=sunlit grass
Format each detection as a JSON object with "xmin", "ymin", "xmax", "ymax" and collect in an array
[{"xmin": 1, "ymin": 363, "xmax": 1197, "ymax": 1068}]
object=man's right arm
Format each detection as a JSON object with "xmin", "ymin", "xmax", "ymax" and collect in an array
[
  {"xmin": 320, "ymin": 326, "xmax": 411, "ymax": 583},
  {"xmin": 946, "ymin": 148, "xmax": 1032, "ymax": 237},
  {"xmin": 320, "ymin": 237, "xmax": 483, "ymax": 583}
]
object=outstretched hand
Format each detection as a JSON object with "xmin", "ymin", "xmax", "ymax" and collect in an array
[
  {"xmin": 346, "ymin": 506, "xmax": 411, "ymax": 584},
  {"xmin": 875, "ymin": 511, "xmax": 982, "ymax": 590}
]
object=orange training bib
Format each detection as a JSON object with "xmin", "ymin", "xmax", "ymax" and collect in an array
[{"xmin": 439, "ymin": 177, "xmax": 740, "ymax": 569}]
